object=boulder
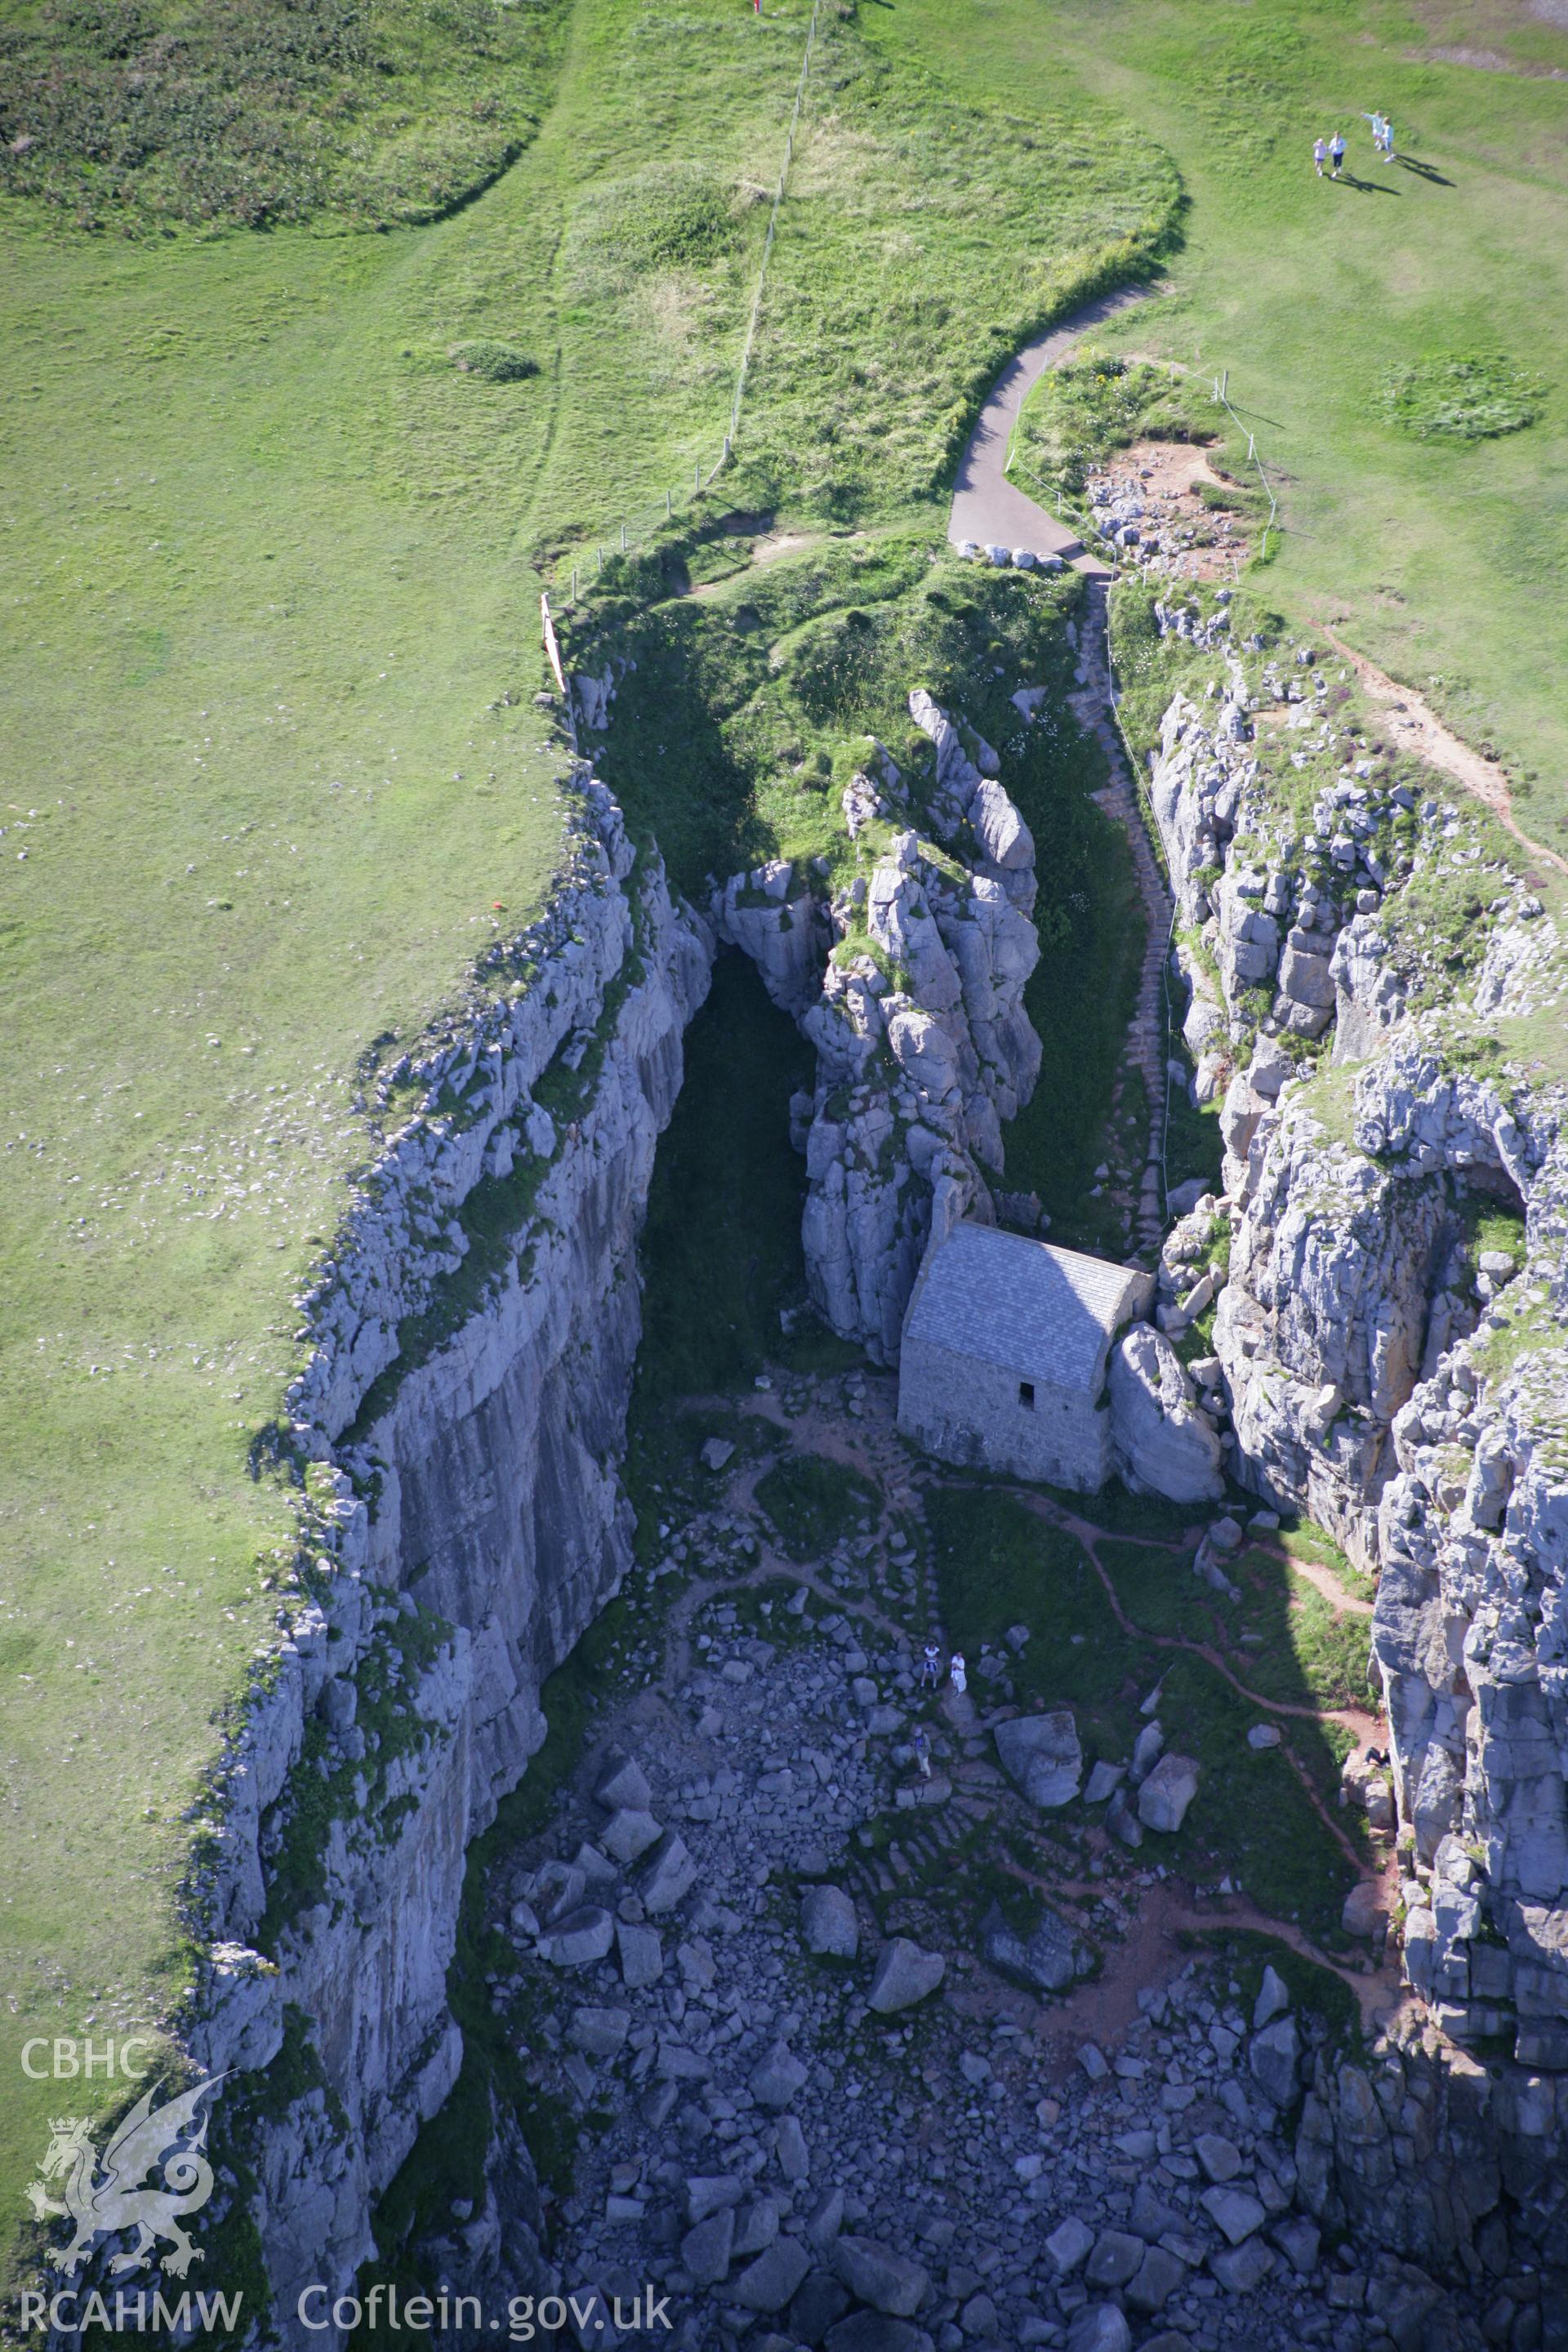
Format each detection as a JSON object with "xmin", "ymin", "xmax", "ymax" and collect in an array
[
  {"xmin": 536, "ymin": 1906, "xmax": 614, "ymax": 1967},
  {"xmin": 657, "ymin": 2041, "xmax": 711, "ymax": 2084},
  {"xmin": 1083, "ymin": 1760, "xmax": 1125, "ymax": 1803},
  {"xmin": 1109, "ymin": 1325, "xmax": 1224, "ymax": 1503},
  {"xmin": 1194, "ymin": 2132, "xmax": 1243, "ymax": 2185},
  {"xmin": 1129, "ymin": 2185, "xmax": 1183, "ymax": 2243},
  {"xmin": 734, "ymin": 2200, "xmax": 781, "ymax": 2258},
  {"xmin": 729, "ymin": 2237, "xmax": 813, "ymax": 2313},
  {"xmin": 1106, "ymin": 1789, "xmax": 1144, "ymax": 1848},
  {"xmin": 1270, "ymin": 2216, "xmax": 1321, "ymax": 2277},
  {"xmin": 600, "ymin": 1806, "xmax": 662, "ymax": 1864},
  {"xmin": 1209, "ymin": 2240, "xmax": 1273, "ymax": 2295},
  {"xmin": 687, "ymin": 2176, "xmax": 745, "ymax": 2224},
  {"xmin": 800, "ymin": 1884, "xmax": 859, "ymax": 1959},
  {"xmin": 1065, "ymin": 2309, "xmax": 1132, "ymax": 2352},
  {"xmin": 980, "ymin": 1899, "xmax": 1089, "ymax": 1993},
  {"xmin": 831, "ymin": 2237, "xmax": 929, "ymax": 2318},
  {"xmin": 530, "ymin": 1860, "xmax": 587, "ymax": 1923},
  {"xmin": 568, "ymin": 2006, "xmax": 629, "ymax": 2057},
  {"xmin": 594, "ymin": 1750, "xmax": 651, "ymax": 1812},
  {"xmin": 638, "ymin": 1829, "xmax": 697, "ymax": 1914},
  {"xmin": 1136, "ymin": 1753, "xmax": 1200, "ymax": 1833},
  {"xmin": 1200, "ymin": 2186, "xmax": 1265, "ymax": 2246},
  {"xmin": 573, "ymin": 1840, "xmax": 617, "ymax": 1886},
  {"xmin": 1248, "ymin": 2014, "xmax": 1302, "ymax": 2107},
  {"xmin": 806, "ymin": 2188, "xmax": 844, "ymax": 2250},
  {"xmin": 701, "ymin": 1437, "xmax": 736, "ymax": 1472},
  {"xmin": 993, "ymin": 1709, "xmax": 1083, "ymax": 1808},
  {"xmin": 1045, "ymin": 2216, "xmax": 1095, "ymax": 2277},
  {"xmin": 866, "ymin": 1937, "xmax": 945, "ymax": 2012},
  {"xmin": 750, "ymin": 2041, "xmax": 809, "ymax": 2110},
  {"xmin": 615, "ymin": 1920, "xmax": 663, "ymax": 1989},
  {"xmin": 1129, "ymin": 1720, "xmax": 1164, "ymax": 1786},
  {"xmin": 774, "ymin": 2114, "xmax": 810, "ymax": 2184},
  {"xmin": 792, "ymin": 2273, "xmax": 851, "ymax": 2345},
  {"xmin": 1127, "ymin": 2247, "xmax": 1187, "ymax": 2314},
  {"xmin": 1342, "ymin": 1880, "xmax": 1384, "ymax": 1940},
  {"xmin": 1252, "ymin": 1964, "xmax": 1291, "ymax": 2029},
  {"xmin": 1084, "ymin": 2230, "xmax": 1143, "ymax": 2289},
  {"xmin": 683, "ymin": 2208, "xmax": 736, "ymax": 2287}
]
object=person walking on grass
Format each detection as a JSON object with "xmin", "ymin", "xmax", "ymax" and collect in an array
[
  {"xmin": 1330, "ymin": 130, "xmax": 1346, "ymax": 177},
  {"xmin": 1313, "ymin": 136, "xmax": 1329, "ymax": 178},
  {"xmin": 1381, "ymin": 114, "xmax": 1396, "ymax": 159},
  {"xmin": 1362, "ymin": 110, "xmax": 1386, "ymax": 154}
]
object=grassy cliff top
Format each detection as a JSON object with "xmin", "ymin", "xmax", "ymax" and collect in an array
[
  {"xmin": 0, "ymin": 0, "xmax": 1174, "ymax": 2265},
  {"xmin": 876, "ymin": 0, "xmax": 1568, "ymax": 861}
]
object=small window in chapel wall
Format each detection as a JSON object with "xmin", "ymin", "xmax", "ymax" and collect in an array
[{"xmin": 1018, "ymin": 1380, "xmax": 1036, "ymax": 1410}]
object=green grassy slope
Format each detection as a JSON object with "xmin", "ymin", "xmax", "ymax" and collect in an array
[
  {"xmin": 0, "ymin": 0, "xmax": 1179, "ymax": 2258},
  {"xmin": 0, "ymin": 0, "xmax": 562, "ymax": 229},
  {"xmin": 874, "ymin": 0, "xmax": 1568, "ymax": 858},
  {"xmin": 0, "ymin": 36, "xmax": 577, "ymax": 2259}
]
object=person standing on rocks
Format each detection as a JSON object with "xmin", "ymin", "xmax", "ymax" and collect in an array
[
  {"xmin": 1313, "ymin": 136, "xmax": 1329, "ymax": 178},
  {"xmin": 920, "ymin": 1639, "xmax": 942, "ymax": 1690},
  {"xmin": 911, "ymin": 1725, "xmax": 933, "ymax": 1780},
  {"xmin": 948, "ymin": 1650, "xmax": 967, "ymax": 1696}
]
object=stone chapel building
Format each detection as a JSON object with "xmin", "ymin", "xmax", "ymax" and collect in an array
[{"xmin": 897, "ymin": 1219, "xmax": 1153, "ymax": 1490}]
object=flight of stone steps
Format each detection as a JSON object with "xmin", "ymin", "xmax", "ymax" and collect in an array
[{"xmin": 1073, "ymin": 575, "xmax": 1178, "ymax": 1261}]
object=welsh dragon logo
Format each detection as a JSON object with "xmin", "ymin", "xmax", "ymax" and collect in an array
[{"xmin": 27, "ymin": 2074, "xmax": 227, "ymax": 2278}]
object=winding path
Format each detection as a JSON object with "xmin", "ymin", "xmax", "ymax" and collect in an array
[{"xmin": 947, "ymin": 286, "xmax": 1147, "ymax": 566}]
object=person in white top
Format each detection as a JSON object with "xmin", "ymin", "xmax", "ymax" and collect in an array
[
  {"xmin": 948, "ymin": 1651, "xmax": 968, "ymax": 1696},
  {"xmin": 1313, "ymin": 137, "xmax": 1328, "ymax": 178}
]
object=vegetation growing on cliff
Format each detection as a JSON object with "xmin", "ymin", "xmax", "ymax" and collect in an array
[
  {"xmin": 1009, "ymin": 350, "xmax": 1214, "ymax": 501},
  {"xmin": 931, "ymin": 1489, "xmax": 1363, "ymax": 1940},
  {"xmin": 879, "ymin": 0, "xmax": 1568, "ymax": 858}
]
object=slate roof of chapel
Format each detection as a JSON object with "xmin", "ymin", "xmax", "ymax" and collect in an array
[{"xmin": 902, "ymin": 1219, "xmax": 1147, "ymax": 1392}]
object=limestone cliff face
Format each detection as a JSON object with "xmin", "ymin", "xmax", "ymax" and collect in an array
[
  {"xmin": 185, "ymin": 781, "xmax": 712, "ymax": 2341},
  {"xmin": 1142, "ymin": 601, "xmax": 1568, "ymax": 2076},
  {"xmin": 714, "ymin": 699, "xmax": 1044, "ymax": 1363}
]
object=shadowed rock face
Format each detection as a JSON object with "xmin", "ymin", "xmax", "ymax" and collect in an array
[
  {"xmin": 1147, "ymin": 632, "xmax": 1568, "ymax": 2083},
  {"xmin": 190, "ymin": 782, "xmax": 715, "ymax": 2335},
  {"xmin": 1109, "ymin": 1321, "xmax": 1224, "ymax": 1502},
  {"xmin": 714, "ymin": 691, "xmax": 1045, "ymax": 1366}
]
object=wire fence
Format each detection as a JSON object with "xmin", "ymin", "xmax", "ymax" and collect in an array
[
  {"xmin": 1207, "ymin": 366, "xmax": 1281, "ymax": 559},
  {"xmin": 555, "ymin": 0, "xmax": 822, "ymax": 612}
]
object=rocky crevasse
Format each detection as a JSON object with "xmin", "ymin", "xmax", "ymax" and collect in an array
[
  {"xmin": 184, "ymin": 782, "xmax": 713, "ymax": 2341},
  {"xmin": 715, "ymin": 694, "xmax": 1045, "ymax": 1362},
  {"xmin": 1144, "ymin": 627, "xmax": 1568, "ymax": 2089}
]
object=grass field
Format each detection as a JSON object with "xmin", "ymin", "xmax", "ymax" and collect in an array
[
  {"xmin": 874, "ymin": 0, "xmax": 1568, "ymax": 858},
  {"xmin": 0, "ymin": 0, "xmax": 1177, "ymax": 2256},
  {"xmin": 0, "ymin": 194, "xmax": 579, "ymax": 2249}
]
